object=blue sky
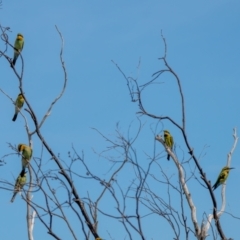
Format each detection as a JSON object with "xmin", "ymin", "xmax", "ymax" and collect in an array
[{"xmin": 0, "ymin": 1, "xmax": 240, "ymax": 239}]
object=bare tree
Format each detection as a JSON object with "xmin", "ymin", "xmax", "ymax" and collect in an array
[
  {"xmin": 0, "ymin": 24, "xmax": 238, "ymax": 240},
  {"xmin": 0, "ymin": 24, "xmax": 104, "ymax": 240},
  {"xmin": 111, "ymin": 32, "xmax": 238, "ymax": 240}
]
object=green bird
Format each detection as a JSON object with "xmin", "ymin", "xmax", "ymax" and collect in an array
[
  {"xmin": 18, "ymin": 144, "xmax": 32, "ymax": 170},
  {"xmin": 212, "ymin": 166, "xmax": 234, "ymax": 191},
  {"xmin": 164, "ymin": 130, "xmax": 174, "ymax": 160},
  {"xmin": 12, "ymin": 93, "xmax": 24, "ymax": 121},
  {"xmin": 12, "ymin": 33, "xmax": 24, "ymax": 66},
  {"xmin": 11, "ymin": 169, "xmax": 27, "ymax": 203}
]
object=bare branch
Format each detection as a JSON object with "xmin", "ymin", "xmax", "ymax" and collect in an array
[
  {"xmin": 155, "ymin": 135, "xmax": 200, "ymax": 237},
  {"xmin": 35, "ymin": 25, "xmax": 68, "ymax": 130}
]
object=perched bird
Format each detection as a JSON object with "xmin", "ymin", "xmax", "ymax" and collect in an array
[
  {"xmin": 164, "ymin": 130, "xmax": 174, "ymax": 160},
  {"xmin": 12, "ymin": 33, "xmax": 24, "ymax": 66},
  {"xmin": 11, "ymin": 169, "xmax": 27, "ymax": 202},
  {"xmin": 212, "ymin": 166, "xmax": 234, "ymax": 191},
  {"xmin": 18, "ymin": 144, "xmax": 32, "ymax": 170},
  {"xmin": 12, "ymin": 93, "xmax": 24, "ymax": 121}
]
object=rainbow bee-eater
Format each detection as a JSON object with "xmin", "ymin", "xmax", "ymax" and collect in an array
[
  {"xmin": 212, "ymin": 166, "xmax": 234, "ymax": 191},
  {"xmin": 12, "ymin": 33, "xmax": 24, "ymax": 66},
  {"xmin": 164, "ymin": 130, "xmax": 174, "ymax": 160},
  {"xmin": 12, "ymin": 93, "xmax": 24, "ymax": 121},
  {"xmin": 18, "ymin": 144, "xmax": 32, "ymax": 170},
  {"xmin": 10, "ymin": 169, "xmax": 27, "ymax": 202}
]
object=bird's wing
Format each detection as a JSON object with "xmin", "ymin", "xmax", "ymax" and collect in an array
[{"xmin": 219, "ymin": 171, "xmax": 227, "ymax": 180}]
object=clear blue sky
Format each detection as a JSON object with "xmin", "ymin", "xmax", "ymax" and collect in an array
[{"xmin": 0, "ymin": 1, "xmax": 240, "ymax": 239}]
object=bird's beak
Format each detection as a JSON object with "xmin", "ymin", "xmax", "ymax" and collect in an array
[{"xmin": 229, "ymin": 167, "xmax": 235, "ymax": 170}]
